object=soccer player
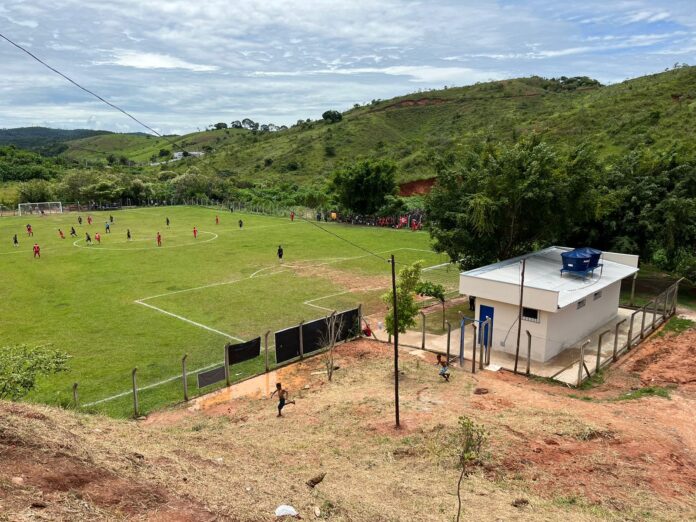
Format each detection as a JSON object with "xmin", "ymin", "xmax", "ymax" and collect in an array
[
  {"xmin": 105, "ymin": 222, "xmax": 110, "ymax": 234},
  {"xmin": 277, "ymin": 245, "xmax": 283, "ymax": 261},
  {"xmin": 32, "ymin": 243, "xmax": 40, "ymax": 258},
  {"xmin": 127, "ymin": 229, "xmax": 132, "ymax": 241},
  {"xmin": 78, "ymin": 216, "xmax": 83, "ymax": 225},
  {"xmin": 270, "ymin": 382, "xmax": 295, "ymax": 417},
  {"xmin": 290, "ymin": 211, "xmax": 295, "ymax": 222},
  {"xmin": 58, "ymin": 229, "xmax": 65, "ymax": 239},
  {"xmin": 70, "ymin": 226, "xmax": 77, "ymax": 237},
  {"xmin": 95, "ymin": 232, "xmax": 101, "ymax": 244},
  {"xmin": 87, "ymin": 215, "xmax": 92, "ymax": 225},
  {"xmin": 156, "ymin": 232, "xmax": 162, "ymax": 247},
  {"xmin": 85, "ymin": 232, "xmax": 92, "ymax": 245},
  {"xmin": 215, "ymin": 215, "xmax": 219, "ymax": 225},
  {"xmin": 109, "ymin": 214, "xmax": 114, "ymax": 223},
  {"xmin": 13, "ymin": 234, "xmax": 18, "ymax": 247},
  {"xmin": 193, "ymin": 226, "xmax": 198, "ymax": 239},
  {"xmin": 26, "ymin": 224, "xmax": 33, "ymax": 237},
  {"xmin": 166, "ymin": 217, "xmax": 170, "ymax": 227},
  {"xmin": 238, "ymin": 219, "xmax": 243, "ymax": 229}
]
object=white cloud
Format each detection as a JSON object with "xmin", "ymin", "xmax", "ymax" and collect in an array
[{"xmin": 97, "ymin": 50, "xmax": 219, "ymax": 72}]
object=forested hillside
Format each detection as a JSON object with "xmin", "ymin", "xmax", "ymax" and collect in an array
[{"xmin": 0, "ymin": 127, "xmax": 112, "ymax": 156}]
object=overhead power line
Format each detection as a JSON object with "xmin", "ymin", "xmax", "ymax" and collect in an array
[{"xmin": 0, "ymin": 31, "xmax": 185, "ymax": 154}]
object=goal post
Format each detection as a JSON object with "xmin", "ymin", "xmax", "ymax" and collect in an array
[{"xmin": 17, "ymin": 201, "xmax": 63, "ymax": 216}]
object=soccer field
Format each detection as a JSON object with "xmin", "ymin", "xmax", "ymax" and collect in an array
[{"xmin": 1, "ymin": 206, "xmax": 451, "ymax": 417}]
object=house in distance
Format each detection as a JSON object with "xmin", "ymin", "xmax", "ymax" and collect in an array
[{"xmin": 459, "ymin": 246, "xmax": 639, "ymax": 362}]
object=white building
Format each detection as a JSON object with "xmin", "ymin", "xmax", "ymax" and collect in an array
[{"xmin": 459, "ymin": 247, "xmax": 639, "ymax": 362}]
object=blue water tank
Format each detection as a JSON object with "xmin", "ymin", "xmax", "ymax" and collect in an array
[
  {"xmin": 561, "ymin": 250, "xmax": 592, "ymax": 272},
  {"xmin": 575, "ymin": 247, "xmax": 602, "ymax": 268}
]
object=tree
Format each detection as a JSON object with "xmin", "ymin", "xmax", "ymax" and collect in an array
[
  {"xmin": 230, "ymin": 120, "xmax": 242, "ymax": 129},
  {"xmin": 448, "ymin": 416, "xmax": 487, "ymax": 522},
  {"xmin": 330, "ymin": 159, "xmax": 397, "ymax": 214},
  {"xmin": 322, "ymin": 110, "xmax": 342, "ymax": 123},
  {"xmin": 213, "ymin": 122, "xmax": 228, "ymax": 130},
  {"xmin": 0, "ymin": 345, "xmax": 69, "ymax": 401},
  {"xmin": 320, "ymin": 312, "xmax": 344, "ymax": 381},
  {"xmin": 416, "ymin": 281, "xmax": 446, "ymax": 330},
  {"xmin": 426, "ymin": 137, "xmax": 594, "ymax": 268},
  {"xmin": 383, "ymin": 261, "xmax": 423, "ymax": 335},
  {"xmin": 17, "ymin": 179, "xmax": 53, "ymax": 203},
  {"xmin": 158, "ymin": 148, "xmax": 171, "ymax": 158}
]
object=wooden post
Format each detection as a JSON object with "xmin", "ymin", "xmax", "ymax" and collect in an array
[
  {"xmin": 72, "ymin": 383, "xmax": 79, "ymax": 408},
  {"xmin": 596, "ymin": 330, "xmax": 610, "ymax": 373},
  {"xmin": 577, "ymin": 340, "xmax": 590, "ymax": 387},
  {"xmin": 132, "ymin": 368, "xmax": 139, "ymax": 418},
  {"xmin": 391, "ymin": 254, "xmax": 400, "ymax": 429},
  {"xmin": 299, "ymin": 320, "xmax": 305, "ymax": 359},
  {"xmin": 182, "ymin": 354, "xmax": 189, "ymax": 402},
  {"xmin": 629, "ymin": 273, "xmax": 637, "ymax": 306},
  {"xmin": 613, "ymin": 319, "xmax": 627, "ymax": 361},
  {"xmin": 420, "ymin": 311, "xmax": 426, "ymax": 350},
  {"xmin": 224, "ymin": 344, "xmax": 230, "ymax": 386},
  {"xmin": 525, "ymin": 330, "xmax": 532, "ymax": 376},
  {"xmin": 446, "ymin": 321, "xmax": 452, "ymax": 362},
  {"xmin": 264, "ymin": 330, "xmax": 271, "ymax": 372},
  {"xmin": 513, "ymin": 259, "xmax": 526, "ymax": 374}
]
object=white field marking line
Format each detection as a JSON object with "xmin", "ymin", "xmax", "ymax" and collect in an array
[
  {"xmin": 302, "ymin": 286, "xmax": 388, "ymax": 312},
  {"xmin": 82, "ymin": 359, "xmax": 224, "ymax": 407},
  {"xmin": 72, "ymin": 231, "xmax": 218, "ymax": 251},
  {"xmin": 135, "ymin": 300, "xmax": 244, "ymax": 341},
  {"xmin": 90, "ymin": 248, "xmax": 443, "ymax": 406}
]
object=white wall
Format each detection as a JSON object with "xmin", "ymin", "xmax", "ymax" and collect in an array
[
  {"xmin": 461, "ymin": 276, "xmax": 559, "ymax": 312},
  {"xmin": 475, "ymin": 279, "xmax": 622, "ymax": 362},
  {"xmin": 474, "ymin": 298, "xmax": 549, "ymax": 361},
  {"xmin": 545, "ymin": 280, "xmax": 622, "ymax": 359}
]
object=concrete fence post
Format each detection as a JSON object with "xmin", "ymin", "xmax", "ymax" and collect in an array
[
  {"xmin": 299, "ymin": 320, "xmax": 304, "ymax": 359},
  {"xmin": 358, "ymin": 304, "xmax": 363, "ymax": 336},
  {"xmin": 224, "ymin": 345, "xmax": 230, "ymax": 387},
  {"xmin": 479, "ymin": 318, "xmax": 489, "ymax": 370},
  {"xmin": 445, "ymin": 321, "xmax": 452, "ymax": 362},
  {"xmin": 264, "ymin": 330, "xmax": 271, "ymax": 372},
  {"xmin": 131, "ymin": 368, "xmax": 139, "ymax": 418},
  {"xmin": 471, "ymin": 323, "xmax": 478, "ymax": 374},
  {"xmin": 662, "ymin": 289, "xmax": 670, "ymax": 320},
  {"xmin": 640, "ymin": 303, "xmax": 649, "ymax": 339},
  {"xmin": 577, "ymin": 340, "xmax": 590, "ymax": 387},
  {"xmin": 72, "ymin": 383, "xmax": 79, "ymax": 408},
  {"xmin": 182, "ymin": 354, "xmax": 189, "ymax": 402},
  {"xmin": 525, "ymin": 330, "xmax": 532, "ymax": 376},
  {"xmin": 596, "ymin": 330, "xmax": 611, "ymax": 373},
  {"xmin": 671, "ymin": 280, "xmax": 682, "ymax": 315},
  {"xmin": 629, "ymin": 273, "xmax": 637, "ymax": 307},
  {"xmin": 613, "ymin": 319, "xmax": 627, "ymax": 361},
  {"xmin": 486, "ymin": 321, "xmax": 492, "ymax": 366},
  {"xmin": 420, "ymin": 311, "xmax": 426, "ymax": 350},
  {"xmin": 652, "ymin": 297, "xmax": 659, "ymax": 330},
  {"xmin": 458, "ymin": 320, "xmax": 465, "ymax": 368}
]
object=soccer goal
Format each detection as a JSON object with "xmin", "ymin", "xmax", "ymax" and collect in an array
[{"xmin": 17, "ymin": 201, "xmax": 63, "ymax": 216}]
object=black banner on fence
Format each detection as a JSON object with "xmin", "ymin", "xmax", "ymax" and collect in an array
[
  {"xmin": 197, "ymin": 365, "xmax": 225, "ymax": 388},
  {"xmin": 302, "ymin": 318, "xmax": 327, "ymax": 355},
  {"xmin": 337, "ymin": 308, "xmax": 360, "ymax": 341},
  {"xmin": 275, "ymin": 326, "xmax": 301, "ymax": 364},
  {"xmin": 227, "ymin": 337, "xmax": 261, "ymax": 364}
]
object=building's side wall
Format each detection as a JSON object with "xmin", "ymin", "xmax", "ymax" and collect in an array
[
  {"xmin": 460, "ymin": 276, "xmax": 559, "ymax": 312},
  {"xmin": 474, "ymin": 298, "xmax": 549, "ymax": 361},
  {"xmin": 545, "ymin": 280, "xmax": 622, "ymax": 359}
]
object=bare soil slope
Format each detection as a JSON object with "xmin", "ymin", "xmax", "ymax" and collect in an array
[{"xmin": 1, "ymin": 329, "xmax": 695, "ymax": 521}]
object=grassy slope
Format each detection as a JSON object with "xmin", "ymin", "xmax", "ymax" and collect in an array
[
  {"xmin": 0, "ymin": 206, "xmax": 446, "ymax": 417},
  {"xmin": 59, "ymin": 67, "xmax": 696, "ymax": 184}
]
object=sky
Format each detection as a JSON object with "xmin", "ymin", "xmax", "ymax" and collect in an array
[{"xmin": 1, "ymin": 0, "xmax": 695, "ymax": 134}]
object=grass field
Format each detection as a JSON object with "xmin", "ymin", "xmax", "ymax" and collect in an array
[{"xmin": 0, "ymin": 206, "xmax": 451, "ymax": 417}]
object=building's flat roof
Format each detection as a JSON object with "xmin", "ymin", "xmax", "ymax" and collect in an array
[{"xmin": 461, "ymin": 246, "xmax": 639, "ymax": 309}]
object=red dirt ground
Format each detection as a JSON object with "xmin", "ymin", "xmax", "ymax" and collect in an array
[{"xmin": 398, "ymin": 177, "xmax": 437, "ymax": 197}]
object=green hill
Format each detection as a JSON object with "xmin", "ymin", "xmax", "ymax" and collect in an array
[
  {"xmin": 0, "ymin": 127, "xmax": 113, "ymax": 155},
  {"xmin": 58, "ymin": 66, "xmax": 696, "ymax": 184}
]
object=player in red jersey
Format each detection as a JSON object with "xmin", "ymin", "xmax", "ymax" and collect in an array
[
  {"xmin": 215, "ymin": 215, "xmax": 219, "ymax": 225},
  {"xmin": 156, "ymin": 232, "xmax": 162, "ymax": 247},
  {"xmin": 32, "ymin": 243, "xmax": 40, "ymax": 258},
  {"xmin": 290, "ymin": 211, "xmax": 295, "ymax": 222},
  {"xmin": 193, "ymin": 226, "xmax": 198, "ymax": 239},
  {"xmin": 26, "ymin": 224, "xmax": 33, "ymax": 236},
  {"xmin": 95, "ymin": 232, "xmax": 101, "ymax": 244},
  {"xmin": 58, "ymin": 229, "xmax": 65, "ymax": 239},
  {"xmin": 87, "ymin": 215, "xmax": 92, "ymax": 225}
]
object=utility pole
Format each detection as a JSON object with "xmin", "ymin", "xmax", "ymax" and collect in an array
[
  {"xmin": 513, "ymin": 258, "xmax": 526, "ymax": 374},
  {"xmin": 391, "ymin": 254, "xmax": 400, "ymax": 428}
]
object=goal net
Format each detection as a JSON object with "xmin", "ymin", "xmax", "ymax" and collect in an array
[{"xmin": 17, "ymin": 201, "xmax": 63, "ymax": 216}]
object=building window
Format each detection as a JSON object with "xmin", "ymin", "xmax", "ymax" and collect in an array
[
  {"xmin": 522, "ymin": 307, "xmax": 540, "ymax": 323},
  {"xmin": 594, "ymin": 290, "xmax": 602, "ymax": 301},
  {"xmin": 577, "ymin": 299, "xmax": 586, "ymax": 309}
]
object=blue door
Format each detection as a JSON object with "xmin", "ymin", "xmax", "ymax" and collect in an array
[{"xmin": 479, "ymin": 305, "xmax": 494, "ymax": 346}]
